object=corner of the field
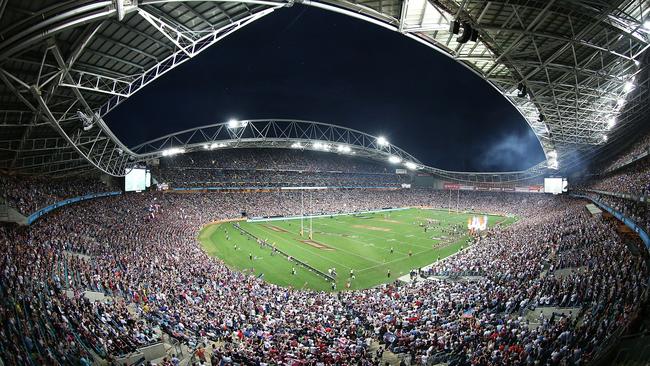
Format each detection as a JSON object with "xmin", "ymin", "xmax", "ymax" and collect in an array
[{"xmin": 197, "ymin": 218, "xmax": 247, "ymax": 243}]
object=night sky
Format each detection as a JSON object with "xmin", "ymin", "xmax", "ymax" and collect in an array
[{"xmin": 105, "ymin": 5, "xmax": 545, "ymax": 172}]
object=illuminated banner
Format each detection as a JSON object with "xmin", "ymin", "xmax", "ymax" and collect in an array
[
  {"xmin": 443, "ymin": 183, "xmax": 460, "ymax": 190},
  {"xmin": 444, "ymin": 182, "xmax": 544, "ymax": 193}
]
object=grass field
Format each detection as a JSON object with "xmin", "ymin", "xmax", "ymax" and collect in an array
[{"xmin": 199, "ymin": 208, "xmax": 515, "ymax": 291}]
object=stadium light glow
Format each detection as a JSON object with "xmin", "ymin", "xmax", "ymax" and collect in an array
[
  {"xmin": 291, "ymin": 142, "xmax": 303, "ymax": 149},
  {"xmin": 547, "ymin": 150, "xmax": 559, "ymax": 169},
  {"xmin": 162, "ymin": 147, "xmax": 185, "ymax": 156},
  {"xmin": 616, "ymin": 97, "xmax": 626, "ymax": 109},
  {"xmin": 312, "ymin": 142, "xmax": 331, "ymax": 151},
  {"xmin": 337, "ymin": 144, "xmax": 352, "ymax": 153},
  {"xmin": 607, "ymin": 117, "xmax": 616, "ymax": 129},
  {"xmin": 204, "ymin": 143, "xmax": 226, "ymax": 150},
  {"xmin": 624, "ymin": 81, "xmax": 635, "ymax": 93},
  {"xmin": 388, "ymin": 155, "xmax": 401, "ymax": 164},
  {"xmin": 602, "ymin": 134, "xmax": 608, "ymax": 142},
  {"xmin": 644, "ymin": 19, "xmax": 650, "ymax": 30},
  {"xmin": 227, "ymin": 119, "xmax": 247, "ymax": 129},
  {"xmin": 376, "ymin": 136, "xmax": 388, "ymax": 146},
  {"xmin": 404, "ymin": 161, "xmax": 417, "ymax": 170}
]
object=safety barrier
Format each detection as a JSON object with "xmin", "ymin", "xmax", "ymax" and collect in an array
[
  {"xmin": 585, "ymin": 189, "xmax": 648, "ymax": 204},
  {"xmin": 572, "ymin": 194, "xmax": 650, "ymax": 249},
  {"xmin": 27, "ymin": 191, "xmax": 122, "ymax": 225}
]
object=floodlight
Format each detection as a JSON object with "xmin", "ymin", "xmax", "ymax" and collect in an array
[
  {"xmin": 602, "ymin": 134, "xmax": 608, "ymax": 142},
  {"xmin": 162, "ymin": 147, "xmax": 185, "ymax": 156},
  {"xmin": 547, "ymin": 150, "xmax": 557, "ymax": 159},
  {"xmin": 312, "ymin": 142, "xmax": 330, "ymax": 151},
  {"xmin": 377, "ymin": 136, "xmax": 388, "ymax": 146},
  {"xmin": 607, "ymin": 117, "xmax": 616, "ymax": 129},
  {"xmin": 644, "ymin": 19, "xmax": 650, "ymax": 30},
  {"xmin": 227, "ymin": 119, "xmax": 247, "ymax": 129},
  {"xmin": 203, "ymin": 144, "xmax": 210, "ymax": 150},
  {"xmin": 624, "ymin": 81, "xmax": 635, "ymax": 93},
  {"xmin": 337, "ymin": 145, "xmax": 351, "ymax": 153},
  {"xmin": 388, "ymin": 155, "xmax": 401, "ymax": 164},
  {"xmin": 291, "ymin": 142, "xmax": 303, "ymax": 149},
  {"xmin": 404, "ymin": 161, "xmax": 417, "ymax": 170}
]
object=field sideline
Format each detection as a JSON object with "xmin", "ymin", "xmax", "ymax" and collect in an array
[{"xmin": 199, "ymin": 208, "xmax": 515, "ymax": 291}]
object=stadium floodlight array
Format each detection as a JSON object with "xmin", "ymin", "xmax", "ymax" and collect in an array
[
  {"xmin": 388, "ymin": 155, "xmax": 402, "ymax": 164},
  {"xmin": 312, "ymin": 142, "xmax": 331, "ymax": 151},
  {"xmin": 161, "ymin": 148, "xmax": 185, "ymax": 157},
  {"xmin": 227, "ymin": 119, "xmax": 248, "ymax": 129},
  {"xmin": 376, "ymin": 136, "xmax": 389, "ymax": 146},
  {"xmin": 203, "ymin": 142, "xmax": 227, "ymax": 150},
  {"xmin": 291, "ymin": 142, "xmax": 303, "ymax": 149},
  {"xmin": 607, "ymin": 117, "xmax": 616, "ymax": 130},
  {"xmin": 404, "ymin": 161, "xmax": 418, "ymax": 170},
  {"xmin": 337, "ymin": 145, "xmax": 352, "ymax": 153}
]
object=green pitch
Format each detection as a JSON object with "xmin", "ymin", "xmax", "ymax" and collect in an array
[{"xmin": 199, "ymin": 208, "xmax": 514, "ymax": 292}]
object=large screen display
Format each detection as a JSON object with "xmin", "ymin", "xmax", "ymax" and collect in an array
[
  {"xmin": 125, "ymin": 168, "xmax": 149, "ymax": 192},
  {"xmin": 544, "ymin": 177, "xmax": 567, "ymax": 194}
]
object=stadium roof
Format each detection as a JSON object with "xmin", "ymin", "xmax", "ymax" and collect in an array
[
  {"xmin": 131, "ymin": 118, "xmax": 550, "ymax": 183},
  {"xmin": 0, "ymin": 0, "xmax": 648, "ymax": 177}
]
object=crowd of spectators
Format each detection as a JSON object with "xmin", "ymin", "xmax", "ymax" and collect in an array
[
  {"xmin": 154, "ymin": 149, "xmax": 409, "ymax": 188},
  {"xmin": 0, "ymin": 175, "xmax": 111, "ymax": 215},
  {"xmin": 601, "ymin": 133, "xmax": 650, "ymax": 173},
  {"xmin": 1, "ymin": 186, "xmax": 647, "ymax": 365},
  {"xmin": 157, "ymin": 149, "xmax": 398, "ymax": 173},
  {"xmin": 581, "ymin": 193, "xmax": 650, "ymax": 235},
  {"xmin": 581, "ymin": 158, "xmax": 650, "ymax": 198},
  {"xmin": 156, "ymin": 170, "xmax": 408, "ymax": 188}
]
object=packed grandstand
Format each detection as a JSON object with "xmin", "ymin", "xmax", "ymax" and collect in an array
[{"xmin": 0, "ymin": 143, "xmax": 649, "ymax": 366}]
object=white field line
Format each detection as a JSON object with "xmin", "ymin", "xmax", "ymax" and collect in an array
[{"xmin": 245, "ymin": 224, "xmax": 352, "ymax": 270}]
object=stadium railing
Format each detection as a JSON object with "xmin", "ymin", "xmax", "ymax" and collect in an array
[
  {"xmin": 571, "ymin": 193, "xmax": 650, "ymax": 249},
  {"xmin": 26, "ymin": 191, "xmax": 122, "ymax": 225},
  {"xmin": 584, "ymin": 189, "xmax": 649, "ymax": 205}
]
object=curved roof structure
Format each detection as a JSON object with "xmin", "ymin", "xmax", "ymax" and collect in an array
[
  {"xmin": 132, "ymin": 118, "xmax": 551, "ymax": 183},
  {"xmin": 0, "ymin": 0, "xmax": 648, "ymax": 177}
]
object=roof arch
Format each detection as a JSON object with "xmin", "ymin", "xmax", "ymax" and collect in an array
[
  {"xmin": 0, "ymin": 0, "xmax": 647, "ymax": 176},
  {"xmin": 132, "ymin": 118, "xmax": 550, "ymax": 183}
]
